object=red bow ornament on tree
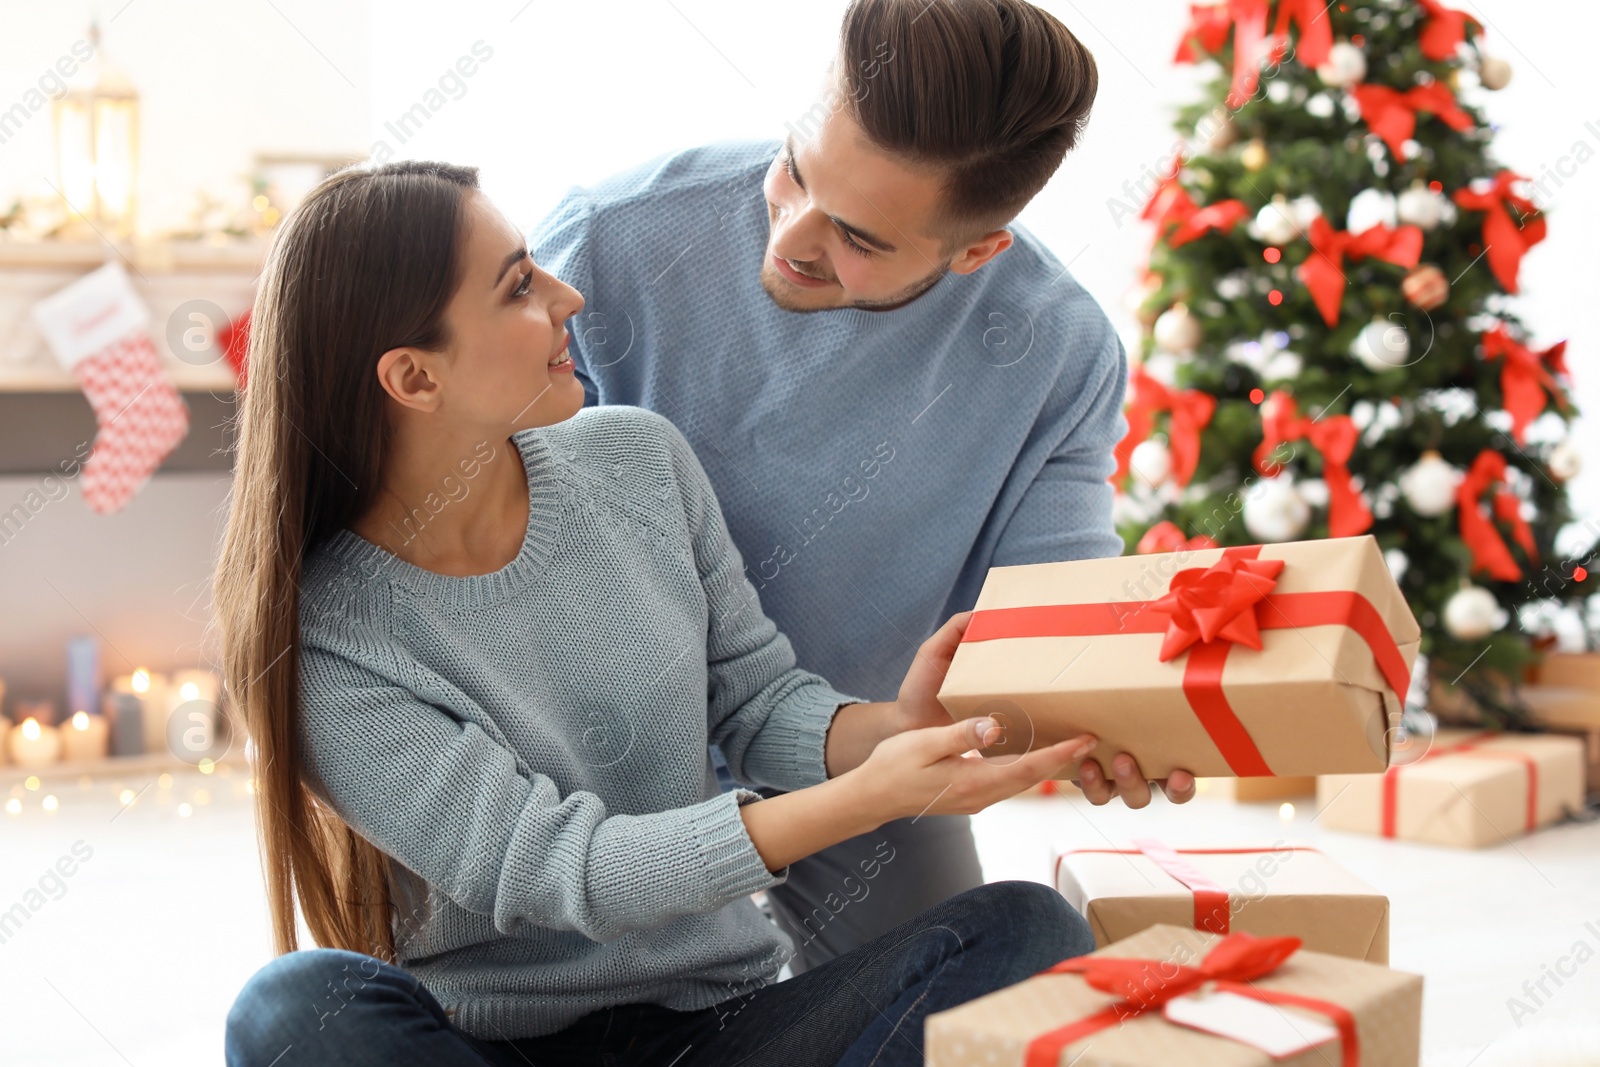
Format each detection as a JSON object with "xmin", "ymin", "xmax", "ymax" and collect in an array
[
  {"xmin": 1455, "ymin": 450, "xmax": 1537, "ymax": 581},
  {"xmin": 1113, "ymin": 366, "xmax": 1217, "ymax": 488},
  {"xmin": 1253, "ymin": 391, "xmax": 1374, "ymax": 538},
  {"xmin": 1136, "ymin": 521, "xmax": 1219, "ymax": 555},
  {"xmin": 1417, "ymin": 0, "xmax": 1482, "ymax": 61},
  {"xmin": 1173, "ymin": 0, "xmax": 1332, "ymax": 108},
  {"xmin": 1350, "ymin": 80, "xmax": 1474, "ymax": 158},
  {"xmin": 1453, "ymin": 171, "xmax": 1547, "ymax": 293},
  {"xmin": 1481, "ymin": 324, "xmax": 1569, "ymax": 444},
  {"xmin": 1142, "ymin": 173, "xmax": 1250, "ymax": 248},
  {"xmin": 1149, "ymin": 555, "xmax": 1286, "ymax": 661},
  {"xmin": 1298, "ymin": 216, "xmax": 1423, "ymax": 327}
]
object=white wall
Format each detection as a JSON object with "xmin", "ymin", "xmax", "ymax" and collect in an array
[{"xmin": 370, "ymin": 0, "xmax": 1600, "ymax": 530}]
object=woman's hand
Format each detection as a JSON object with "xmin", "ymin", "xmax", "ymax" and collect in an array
[
  {"xmin": 855, "ymin": 716, "xmax": 1098, "ymax": 822},
  {"xmin": 891, "ymin": 610, "xmax": 972, "ymax": 732}
]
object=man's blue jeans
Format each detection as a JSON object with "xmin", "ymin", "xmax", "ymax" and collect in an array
[{"xmin": 224, "ymin": 880, "xmax": 1093, "ymax": 1067}]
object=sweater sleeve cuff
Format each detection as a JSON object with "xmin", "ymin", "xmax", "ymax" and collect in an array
[
  {"xmin": 749, "ymin": 682, "xmax": 868, "ymax": 790},
  {"xmin": 690, "ymin": 788, "xmax": 788, "ymax": 898}
]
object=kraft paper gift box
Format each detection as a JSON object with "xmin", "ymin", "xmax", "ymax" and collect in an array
[
  {"xmin": 1054, "ymin": 839, "xmax": 1389, "ymax": 963},
  {"xmin": 1519, "ymin": 685, "xmax": 1600, "ymax": 795},
  {"xmin": 936, "ymin": 535, "xmax": 1421, "ymax": 780},
  {"xmin": 1198, "ymin": 776, "xmax": 1318, "ymax": 801},
  {"xmin": 1316, "ymin": 728, "xmax": 1586, "ymax": 848},
  {"xmin": 924, "ymin": 922, "xmax": 1423, "ymax": 1067}
]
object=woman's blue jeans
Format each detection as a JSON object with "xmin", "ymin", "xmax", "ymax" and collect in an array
[{"xmin": 224, "ymin": 880, "xmax": 1093, "ymax": 1067}]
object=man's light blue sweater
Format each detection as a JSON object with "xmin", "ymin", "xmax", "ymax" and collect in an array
[
  {"xmin": 531, "ymin": 139, "xmax": 1128, "ymax": 705},
  {"xmin": 296, "ymin": 405, "xmax": 866, "ymax": 1040}
]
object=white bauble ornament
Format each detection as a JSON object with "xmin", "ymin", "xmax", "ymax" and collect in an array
[
  {"xmin": 1396, "ymin": 182, "xmax": 1445, "ymax": 231},
  {"xmin": 1129, "ymin": 438, "xmax": 1173, "ymax": 487},
  {"xmin": 1253, "ymin": 199, "xmax": 1301, "ymax": 245},
  {"xmin": 1260, "ymin": 349, "xmax": 1302, "ymax": 383},
  {"xmin": 1549, "ymin": 439, "xmax": 1583, "ymax": 481},
  {"xmin": 1317, "ymin": 41, "xmax": 1368, "ymax": 88},
  {"xmin": 1444, "ymin": 585, "xmax": 1500, "ymax": 640},
  {"xmin": 1346, "ymin": 187, "xmax": 1398, "ymax": 233},
  {"xmin": 1154, "ymin": 304, "xmax": 1202, "ymax": 353},
  {"xmin": 1290, "ymin": 195, "xmax": 1323, "ymax": 229},
  {"xmin": 1296, "ymin": 478, "xmax": 1329, "ymax": 507},
  {"xmin": 1350, "ymin": 316, "xmax": 1410, "ymax": 370},
  {"xmin": 1384, "ymin": 548, "xmax": 1409, "ymax": 584},
  {"xmin": 1398, "ymin": 451, "xmax": 1461, "ymax": 516},
  {"xmin": 1478, "ymin": 55, "xmax": 1513, "ymax": 90},
  {"xmin": 1243, "ymin": 477, "xmax": 1311, "ymax": 542}
]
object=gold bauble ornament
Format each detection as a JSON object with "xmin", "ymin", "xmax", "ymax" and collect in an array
[
  {"xmin": 1478, "ymin": 55, "xmax": 1513, "ymax": 90},
  {"xmin": 1240, "ymin": 139, "xmax": 1269, "ymax": 171}
]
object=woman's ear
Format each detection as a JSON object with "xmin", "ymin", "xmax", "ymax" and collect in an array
[{"xmin": 374, "ymin": 346, "xmax": 446, "ymax": 414}]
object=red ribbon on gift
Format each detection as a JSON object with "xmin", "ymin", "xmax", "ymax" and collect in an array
[
  {"xmin": 963, "ymin": 546, "xmax": 1411, "ymax": 777},
  {"xmin": 1136, "ymin": 521, "xmax": 1219, "ymax": 556},
  {"xmin": 1455, "ymin": 450, "xmax": 1536, "ymax": 581},
  {"xmin": 1297, "ymin": 216, "xmax": 1423, "ymax": 327},
  {"xmin": 1023, "ymin": 931, "xmax": 1359, "ymax": 1067},
  {"xmin": 1417, "ymin": 0, "xmax": 1481, "ymax": 61},
  {"xmin": 1481, "ymin": 324, "xmax": 1569, "ymax": 444},
  {"xmin": 1380, "ymin": 731, "xmax": 1539, "ymax": 837},
  {"xmin": 1253, "ymin": 391, "xmax": 1374, "ymax": 538},
  {"xmin": 1351, "ymin": 81, "xmax": 1474, "ymax": 158},
  {"xmin": 1173, "ymin": 0, "xmax": 1331, "ymax": 108},
  {"xmin": 1142, "ymin": 175, "xmax": 1250, "ymax": 248},
  {"xmin": 1453, "ymin": 171, "xmax": 1546, "ymax": 294},
  {"xmin": 1055, "ymin": 844, "xmax": 1328, "ymax": 936},
  {"xmin": 1112, "ymin": 367, "xmax": 1217, "ymax": 488}
]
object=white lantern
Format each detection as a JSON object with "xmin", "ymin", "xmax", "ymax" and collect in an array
[
  {"xmin": 1350, "ymin": 316, "xmax": 1410, "ymax": 371},
  {"xmin": 1398, "ymin": 451, "xmax": 1462, "ymax": 516},
  {"xmin": 52, "ymin": 21, "xmax": 140, "ymax": 237},
  {"xmin": 1317, "ymin": 41, "xmax": 1368, "ymax": 88}
]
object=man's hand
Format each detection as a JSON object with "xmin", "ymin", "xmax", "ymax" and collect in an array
[{"xmin": 1076, "ymin": 753, "xmax": 1197, "ymax": 809}]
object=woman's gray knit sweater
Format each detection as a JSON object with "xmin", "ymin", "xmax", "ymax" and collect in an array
[{"xmin": 295, "ymin": 404, "xmax": 867, "ymax": 1040}]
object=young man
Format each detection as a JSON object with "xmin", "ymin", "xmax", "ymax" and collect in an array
[{"xmin": 531, "ymin": 0, "xmax": 1196, "ymax": 974}]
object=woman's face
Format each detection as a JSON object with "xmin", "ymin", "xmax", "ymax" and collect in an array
[{"xmin": 436, "ymin": 190, "xmax": 586, "ymax": 433}]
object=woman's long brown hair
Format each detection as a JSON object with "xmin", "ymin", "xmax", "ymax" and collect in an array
[{"xmin": 212, "ymin": 160, "xmax": 479, "ymax": 961}]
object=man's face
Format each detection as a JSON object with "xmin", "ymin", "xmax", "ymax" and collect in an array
[{"xmin": 760, "ymin": 107, "xmax": 960, "ymax": 312}]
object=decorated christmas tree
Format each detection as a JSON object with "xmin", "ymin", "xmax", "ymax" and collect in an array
[{"xmin": 1112, "ymin": 0, "xmax": 1592, "ymax": 723}]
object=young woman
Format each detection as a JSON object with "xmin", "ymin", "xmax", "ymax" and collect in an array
[{"xmin": 215, "ymin": 160, "xmax": 1100, "ymax": 1067}]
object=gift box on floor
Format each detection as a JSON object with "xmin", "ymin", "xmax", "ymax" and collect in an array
[
  {"xmin": 1519, "ymin": 686, "xmax": 1600, "ymax": 796},
  {"xmin": 1198, "ymin": 776, "xmax": 1318, "ymax": 801},
  {"xmin": 1316, "ymin": 728, "xmax": 1586, "ymax": 848},
  {"xmin": 937, "ymin": 535, "xmax": 1420, "ymax": 779},
  {"xmin": 1054, "ymin": 839, "xmax": 1389, "ymax": 963},
  {"xmin": 924, "ymin": 922, "xmax": 1422, "ymax": 1067}
]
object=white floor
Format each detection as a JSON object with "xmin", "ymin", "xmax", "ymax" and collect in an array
[{"xmin": 3, "ymin": 765, "xmax": 1598, "ymax": 1066}]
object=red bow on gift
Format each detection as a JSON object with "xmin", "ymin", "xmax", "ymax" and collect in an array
[
  {"xmin": 1113, "ymin": 367, "xmax": 1217, "ymax": 488},
  {"xmin": 1149, "ymin": 554, "xmax": 1286, "ymax": 661},
  {"xmin": 1136, "ymin": 521, "xmax": 1219, "ymax": 556},
  {"xmin": 1417, "ymin": 0, "xmax": 1481, "ymax": 61},
  {"xmin": 1173, "ymin": 0, "xmax": 1331, "ymax": 108},
  {"xmin": 1351, "ymin": 81, "xmax": 1474, "ymax": 158},
  {"xmin": 1481, "ymin": 324, "xmax": 1569, "ymax": 444},
  {"xmin": 1142, "ymin": 174, "xmax": 1250, "ymax": 248},
  {"xmin": 1456, "ymin": 450, "xmax": 1537, "ymax": 581},
  {"xmin": 1298, "ymin": 217, "xmax": 1423, "ymax": 327},
  {"xmin": 1026, "ymin": 931, "xmax": 1360, "ymax": 1067},
  {"xmin": 1453, "ymin": 171, "xmax": 1547, "ymax": 294},
  {"xmin": 1253, "ymin": 391, "xmax": 1374, "ymax": 537}
]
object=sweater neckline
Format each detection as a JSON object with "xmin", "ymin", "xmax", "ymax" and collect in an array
[{"xmin": 322, "ymin": 429, "xmax": 564, "ymax": 609}]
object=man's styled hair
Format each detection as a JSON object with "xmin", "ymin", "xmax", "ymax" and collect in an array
[{"xmin": 838, "ymin": 0, "xmax": 1098, "ymax": 244}]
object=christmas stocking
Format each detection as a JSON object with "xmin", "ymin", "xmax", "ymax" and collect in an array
[{"xmin": 33, "ymin": 262, "xmax": 190, "ymax": 514}]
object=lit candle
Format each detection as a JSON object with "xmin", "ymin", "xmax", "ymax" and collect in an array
[
  {"xmin": 111, "ymin": 668, "xmax": 169, "ymax": 756},
  {"xmin": 165, "ymin": 668, "xmax": 222, "ymax": 763},
  {"xmin": 60, "ymin": 711, "xmax": 110, "ymax": 763},
  {"xmin": 8, "ymin": 718, "xmax": 62, "ymax": 768}
]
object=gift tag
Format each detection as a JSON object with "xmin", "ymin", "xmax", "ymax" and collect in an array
[{"xmin": 1163, "ymin": 990, "xmax": 1340, "ymax": 1058}]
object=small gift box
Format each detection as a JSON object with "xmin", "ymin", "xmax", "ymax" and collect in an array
[
  {"xmin": 1519, "ymin": 686, "xmax": 1600, "ymax": 796},
  {"xmin": 1316, "ymin": 728, "xmax": 1586, "ymax": 848},
  {"xmin": 1054, "ymin": 839, "xmax": 1390, "ymax": 963},
  {"xmin": 924, "ymin": 922, "xmax": 1422, "ymax": 1066},
  {"xmin": 937, "ymin": 535, "xmax": 1420, "ymax": 779}
]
